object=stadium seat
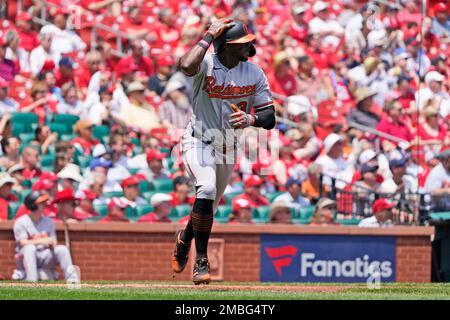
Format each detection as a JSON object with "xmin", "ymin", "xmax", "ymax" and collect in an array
[
  {"xmin": 52, "ymin": 114, "xmax": 79, "ymax": 128},
  {"xmin": 266, "ymin": 191, "xmax": 284, "ymax": 202},
  {"xmin": 92, "ymin": 125, "xmax": 110, "ymax": 140},
  {"xmin": 12, "ymin": 122, "xmax": 27, "ymax": 136},
  {"xmin": 8, "ymin": 202, "xmax": 21, "ymax": 220},
  {"xmin": 49, "ymin": 122, "xmax": 72, "ymax": 136},
  {"xmin": 19, "ymin": 189, "xmax": 32, "ymax": 202},
  {"xmin": 164, "ymin": 157, "xmax": 174, "ymax": 169},
  {"xmin": 12, "ymin": 112, "xmax": 39, "ymax": 125},
  {"xmin": 139, "ymin": 180, "xmax": 151, "ymax": 193},
  {"xmin": 136, "ymin": 204, "xmax": 153, "ymax": 216},
  {"xmin": 173, "ymin": 204, "xmax": 190, "ymax": 217},
  {"xmin": 142, "ymin": 191, "xmax": 157, "ymax": 202},
  {"xmin": 298, "ymin": 205, "xmax": 315, "ymax": 220},
  {"xmin": 40, "ymin": 154, "xmax": 55, "ymax": 167},
  {"xmin": 93, "ymin": 204, "xmax": 108, "ymax": 216},
  {"xmin": 76, "ymin": 156, "xmax": 92, "ymax": 169},
  {"xmin": 336, "ymin": 218, "xmax": 362, "ymax": 226},
  {"xmin": 151, "ymin": 179, "xmax": 173, "ymax": 192},
  {"xmin": 104, "ymin": 192, "xmax": 123, "ymax": 198},
  {"xmin": 125, "ymin": 206, "xmax": 137, "ymax": 218},
  {"xmin": 19, "ymin": 132, "xmax": 35, "ymax": 144},
  {"xmin": 129, "ymin": 168, "xmax": 139, "ymax": 175},
  {"xmin": 224, "ymin": 192, "xmax": 241, "ymax": 204},
  {"xmin": 216, "ymin": 205, "xmax": 232, "ymax": 219},
  {"xmin": 61, "ymin": 134, "xmax": 77, "ymax": 141},
  {"xmin": 86, "ymin": 216, "xmax": 104, "ymax": 222},
  {"xmin": 256, "ymin": 206, "xmax": 270, "ymax": 222},
  {"xmin": 293, "ymin": 218, "xmax": 311, "ymax": 225},
  {"xmin": 22, "ymin": 178, "xmax": 39, "ymax": 189}
]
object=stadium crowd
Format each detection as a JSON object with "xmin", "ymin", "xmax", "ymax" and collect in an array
[{"xmin": 0, "ymin": 0, "xmax": 449, "ymax": 231}]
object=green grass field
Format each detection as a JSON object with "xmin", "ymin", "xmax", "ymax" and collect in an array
[{"xmin": 0, "ymin": 282, "xmax": 449, "ymax": 300}]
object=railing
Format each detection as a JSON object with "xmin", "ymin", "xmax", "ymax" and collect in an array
[{"xmin": 318, "ymin": 174, "xmax": 447, "ymax": 226}]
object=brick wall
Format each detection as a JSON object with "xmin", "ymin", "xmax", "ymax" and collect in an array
[{"xmin": 0, "ymin": 223, "xmax": 433, "ymax": 282}]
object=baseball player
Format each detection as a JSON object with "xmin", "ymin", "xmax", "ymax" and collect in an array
[{"xmin": 171, "ymin": 18, "xmax": 276, "ymax": 284}]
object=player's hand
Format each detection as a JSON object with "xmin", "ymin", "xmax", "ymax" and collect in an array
[
  {"xmin": 229, "ymin": 104, "xmax": 255, "ymax": 129},
  {"xmin": 207, "ymin": 18, "xmax": 235, "ymax": 39}
]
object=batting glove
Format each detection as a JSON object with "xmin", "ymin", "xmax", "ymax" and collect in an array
[{"xmin": 229, "ymin": 110, "xmax": 255, "ymax": 129}]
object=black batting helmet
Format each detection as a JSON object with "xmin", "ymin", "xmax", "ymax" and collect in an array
[
  {"xmin": 24, "ymin": 191, "xmax": 49, "ymax": 211},
  {"xmin": 213, "ymin": 20, "xmax": 256, "ymax": 57}
]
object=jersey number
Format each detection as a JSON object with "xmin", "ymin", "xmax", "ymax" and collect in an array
[{"xmin": 237, "ymin": 101, "xmax": 247, "ymax": 112}]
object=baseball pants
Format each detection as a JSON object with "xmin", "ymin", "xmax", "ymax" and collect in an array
[
  {"xmin": 180, "ymin": 132, "xmax": 236, "ymax": 212},
  {"xmin": 20, "ymin": 244, "xmax": 75, "ymax": 282}
]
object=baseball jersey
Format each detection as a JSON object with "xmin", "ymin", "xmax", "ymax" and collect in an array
[
  {"xmin": 13, "ymin": 214, "xmax": 56, "ymax": 253},
  {"xmin": 187, "ymin": 53, "xmax": 273, "ymax": 148}
]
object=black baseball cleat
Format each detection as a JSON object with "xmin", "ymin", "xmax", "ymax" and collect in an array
[
  {"xmin": 171, "ymin": 229, "xmax": 191, "ymax": 273},
  {"xmin": 193, "ymin": 257, "xmax": 211, "ymax": 285}
]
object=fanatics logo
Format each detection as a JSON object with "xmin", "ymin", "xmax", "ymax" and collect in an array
[{"xmin": 264, "ymin": 246, "xmax": 298, "ymax": 276}]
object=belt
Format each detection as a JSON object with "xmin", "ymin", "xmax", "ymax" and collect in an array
[{"xmin": 191, "ymin": 130, "xmax": 237, "ymax": 154}]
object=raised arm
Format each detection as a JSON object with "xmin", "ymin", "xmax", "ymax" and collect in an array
[{"xmin": 179, "ymin": 18, "xmax": 234, "ymax": 77}]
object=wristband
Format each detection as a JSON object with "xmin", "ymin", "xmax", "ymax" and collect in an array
[
  {"xmin": 197, "ymin": 39, "xmax": 210, "ymax": 50},
  {"xmin": 204, "ymin": 31, "xmax": 215, "ymax": 40}
]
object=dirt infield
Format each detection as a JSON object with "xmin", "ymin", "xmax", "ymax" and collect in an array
[{"xmin": 0, "ymin": 282, "xmax": 351, "ymax": 293}]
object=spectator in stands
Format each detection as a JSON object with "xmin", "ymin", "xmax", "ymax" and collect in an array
[
  {"xmin": 416, "ymin": 106, "xmax": 448, "ymax": 148},
  {"xmin": 20, "ymin": 146, "xmax": 41, "ymax": 179},
  {"xmin": 54, "ymin": 152, "xmax": 71, "ymax": 174},
  {"xmin": 159, "ymin": 81, "xmax": 193, "ymax": 130},
  {"xmin": 0, "ymin": 136, "xmax": 20, "ymax": 169},
  {"xmin": 425, "ymin": 149, "xmax": 450, "ymax": 202},
  {"xmin": 310, "ymin": 198, "xmax": 338, "ymax": 226},
  {"xmin": 13, "ymin": 191, "xmax": 78, "ymax": 282},
  {"xmin": 169, "ymin": 175, "xmax": 192, "ymax": 206},
  {"xmin": 57, "ymin": 164, "xmax": 84, "ymax": 191},
  {"xmin": 404, "ymin": 35, "xmax": 430, "ymax": 78},
  {"xmin": 40, "ymin": 70, "xmax": 62, "ymax": 101},
  {"xmin": 87, "ymin": 85, "xmax": 120, "ymax": 126},
  {"xmin": 0, "ymin": 37, "xmax": 18, "ymax": 82},
  {"xmin": 380, "ymin": 155, "xmax": 417, "ymax": 194},
  {"xmin": 40, "ymin": 8, "xmax": 87, "ymax": 56},
  {"xmin": 79, "ymin": 157, "xmax": 113, "ymax": 204},
  {"xmin": 31, "ymin": 124, "xmax": 57, "ymax": 155},
  {"xmin": 139, "ymin": 149, "xmax": 170, "ymax": 182},
  {"xmin": 52, "ymin": 188, "xmax": 78, "ymax": 223},
  {"xmin": 301, "ymin": 163, "xmax": 322, "ymax": 203},
  {"xmin": 71, "ymin": 120, "xmax": 98, "ymax": 156},
  {"xmin": 104, "ymin": 134, "xmax": 131, "ymax": 192},
  {"xmin": 232, "ymin": 175, "xmax": 269, "ymax": 210},
  {"xmin": 120, "ymin": 175, "xmax": 146, "ymax": 207},
  {"xmin": 119, "ymin": 81, "xmax": 161, "ymax": 131},
  {"xmin": 74, "ymin": 189, "xmax": 99, "ymax": 221},
  {"xmin": 8, "ymin": 164, "xmax": 25, "ymax": 194},
  {"xmin": 57, "ymin": 83, "xmax": 85, "ymax": 117},
  {"xmin": 116, "ymin": 40, "xmax": 154, "ymax": 81},
  {"xmin": 15, "ymin": 11, "xmax": 39, "ymax": 52},
  {"xmin": 76, "ymin": 50, "xmax": 102, "ymax": 93},
  {"xmin": 0, "ymin": 172, "xmax": 18, "ymax": 220},
  {"xmin": 0, "ymin": 78, "xmax": 19, "ymax": 115},
  {"xmin": 5, "ymin": 29, "xmax": 30, "ymax": 73},
  {"xmin": 296, "ymin": 55, "xmax": 325, "ymax": 105},
  {"xmin": 277, "ymin": 5, "xmax": 309, "ymax": 46},
  {"xmin": 415, "ymin": 71, "xmax": 450, "ymax": 115},
  {"xmin": 55, "ymin": 56, "xmax": 75, "ymax": 88},
  {"xmin": 99, "ymin": 197, "xmax": 130, "ymax": 223},
  {"xmin": 268, "ymin": 51, "xmax": 298, "ymax": 97},
  {"xmin": 269, "ymin": 201, "xmax": 293, "ymax": 224},
  {"xmin": 229, "ymin": 198, "xmax": 253, "ymax": 224},
  {"xmin": 358, "ymin": 198, "xmax": 394, "ymax": 227},
  {"xmin": 148, "ymin": 55, "xmax": 175, "ymax": 96},
  {"xmin": 29, "ymin": 33, "xmax": 60, "ymax": 76},
  {"xmin": 347, "ymin": 87, "xmax": 380, "ymax": 129},
  {"xmin": 376, "ymin": 99, "xmax": 413, "ymax": 151},
  {"xmin": 138, "ymin": 193, "xmax": 172, "ymax": 223},
  {"xmin": 430, "ymin": 3, "xmax": 450, "ymax": 38},
  {"xmin": 315, "ymin": 133, "xmax": 352, "ymax": 188},
  {"xmin": 308, "ymin": 1, "xmax": 344, "ymax": 48},
  {"xmin": 289, "ymin": 124, "xmax": 320, "ymax": 161},
  {"xmin": 274, "ymin": 177, "xmax": 310, "ymax": 210}
]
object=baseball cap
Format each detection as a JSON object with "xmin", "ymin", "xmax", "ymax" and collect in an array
[
  {"xmin": 433, "ymin": 2, "xmax": 447, "ymax": 13},
  {"xmin": 232, "ymin": 198, "xmax": 252, "ymax": 213},
  {"xmin": 244, "ymin": 175, "xmax": 264, "ymax": 187},
  {"xmin": 31, "ymin": 179, "xmax": 54, "ymax": 191},
  {"xmin": 74, "ymin": 120, "xmax": 93, "ymax": 133},
  {"xmin": 53, "ymin": 188, "xmax": 77, "ymax": 203},
  {"xmin": 359, "ymin": 149, "xmax": 377, "ymax": 165},
  {"xmin": 425, "ymin": 71, "xmax": 445, "ymax": 84},
  {"xmin": 7, "ymin": 163, "xmax": 25, "ymax": 175},
  {"xmin": 127, "ymin": 81, "xmax": 146, "ymax": 94},
  {"xmin": 285, "ymin": 176, "xmax": 303, "ymax": 188},
  {"xmin": 92, "ymin": 144, "xmax": 112, "ymax": 158},
  {"xmin": 0, "ymin": 37, "xmax": 6, "ymax": 47},
  {"xmin": 372, "ymin": 198, "xmax": 395, "ymax": 214},
  {"xmin": 57, "ymin": 163, "xmax": 84, "ymax": 182},
  {"xmin": 269, "ymin": 201, "xmax": 291, "ymax": 220},
  {"xmin": 76, "ymin": 189, "xmax": 97, "ymax": 201},
  {"xmin": 323, "ymin": 133, "xmax": 342, "ymax": 154},
  {"xmin": 389, "ymin": 156, "xmax": 409, "ymax": 168},
  {"xmin": 59, "ymin": 56, "xmax": 74, "ymax": 69},
  {"xmin": 313, "ymin": 1, "xmax": 328, "ymax": 13},
  {"xmin": 146, "ymin": 149, "xmax": 166, "ymax": 161},
  {"xmin": 293, "ymin": 5, "xmax": 308, "ymax": 15},
  {"xmin": 40, "ymin": 171, "xmax": 59, "ymax": 182},
  {"xmin": 121, "ymin": 175, "xmax": 142, "ymax": 189},
  {"xmin": 150, "ymin": 193, "xmax": 172, "ymax": 207},
  {"xmin": 157, "ymin": 55, "xmax": 175, "ymax": 68},
  {"xmin": 108, "ymin": 197, "xmax": 129, "ymax": 210},
  {"xmin": 89, "ymin": 157, "xmax": 113, "ymax": 170},
  {"xmin": 163, "ymin": 80, "xmax": 185, "ymax": 96},
  {"xmin": 16, "ymin": 11, "xmax": 32, "ymax": 22},
  {"xmin": 0, "ymin": 172, "xmax": 16, "ymax": 188},
  {"xmin": 286, "ymin": 95, "xmax": 311, "ymax": 116}
]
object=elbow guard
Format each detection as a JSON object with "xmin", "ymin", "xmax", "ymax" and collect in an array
[{"xmin": 254, "ymin": 106, "xmax": 276, "ymax": 130}]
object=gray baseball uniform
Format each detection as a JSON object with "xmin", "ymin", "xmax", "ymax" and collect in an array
[
  {"xmin": 13, "ymin": 215, "xmax": 76, "ymax": 282},
  {"xmin": 181, "ymin": 53, "xmax": 272, "ymax": 209}
]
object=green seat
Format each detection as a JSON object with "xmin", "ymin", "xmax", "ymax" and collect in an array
[
  {"xmin": 136, "ymin": 204, "xmax": 154, "ymax": 216},
  {"xmin": 40, "ymin": 154, "xmax": 55, "ymax": 167},
  {"xmin": 298, "ymin": 205, "xmax": 315, "ymax": 220},
  {"xmin": 92, "ymin": 125, "xmax": 110, "ymax": 140},
  {"xmin": 216, "ymin": 205, "xmax": 232, "ymax": 219},
  {"xmin": 142, "ymin": 191, "xmax": 157, "ymax": 202},
  {"xmin": 49, "ymin": 122, "xmax": 72, "ymax": 135},
  {"xmin": 86, "ymin": 216, "xmax": 104, "ymax": 222},
  {"xmin": 8, "ymin": 202, "xmax": 21, "ymax": 220},
  {"xmin": 12, "ymin": 112, "xmax": 39, "ymax": 124},
  {"xmin": 19, "ymin": 189, "xmax": 32, "ymax": 202},
  {"xmin": 19, "ymin": 132, "xmax": 35, "ymax": 144},
  {"xmin": 93, "ymin": 204, "xmax": 108, "ymax": 216},
  {"xmin": 132, "ymin": 146, "xmax": 143, "ymax": 157},
  {"xmin": 224, "ymin": 192, "xmax": 241, "ymax": 204},
  {"xmin": 52, "ymin": 114, "xmax": 79, "ymax": 128},
  {"xmin": 173, "ymin": 204, "xmax": 191, "ymax": 218},
  {"xmin": 41, "ymin": 165, "xmax": 54, "ymax": 172},
  {"xmin": 129, "ymin": 168, "xmax": 139, "ymax": 175},
  {"xmin": 23, "ymin": 178, "xmax": 39, "ymax": 189},
  {"xmin": 256, "ymin": 206, "xmax": 270, "ymax": 222},
  {"xmin": 139, "ymin": 180, "xmax": 151, "ymax": 193},
  {"xmin": 125, "ymin": 206, "xmax": 137, "ymax": 218},
  {"xmin": 61, "ymin": 133, "xmax": 76, "ymax": 142},
  {"xmin": 337, "ymin": 218, "xmax": 362, "ymax": 226},
  {"xmin": 131, "ymin": 137, "xmax": 140, "ymax": 146},
  {"xmin": 293, "ymin": 218, "xmax": 311, "ymax": 224},
  {"xmin": 12, "ymin": 122, "xmax": 27, "ymax": 136},
  {"xmin": 151, "ymin": 179, "xmax": 173, "ymax": 192},
  {"xmin": 164, "ymin": 157, "xmax": 174, "ymax": 169},
  {"xmin": 76, "ymin": 155, "xmax": 92, "ymax": 169},
  {"xmin": 104, "ymin": 192, "xmax": 123, "ymax": 198},
  {"xmin": 266, "ymin": 191, "xmax": 284, "ymax": 202}
]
